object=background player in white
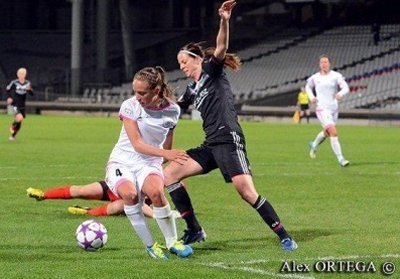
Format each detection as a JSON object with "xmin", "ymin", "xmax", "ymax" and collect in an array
[
  {"xmin": 306, "ymin": 54, "xmax": 350, "ymax": 167},
  {"xmin": 105, "ymin": 66, "xmax": 192, "ymax": 259}
]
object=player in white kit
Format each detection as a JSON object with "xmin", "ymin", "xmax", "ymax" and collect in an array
[
  {"xmin": 105, "ymin": 66, "xmax": 193, "ymax": 259},
  {"xmin": 306, "ymin": 54, "xmax": 350, "ymax": 167}
]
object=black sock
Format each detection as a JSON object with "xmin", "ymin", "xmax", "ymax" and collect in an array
[
  {"xmin": 252, "ymin": 195, "xmax": 290, "ymax": 240},
  {"xmin": 12, "ymin": 121, "xmax": 21, "ymax": 137},
  {"xmin": 166, "ymin": 182, "xmax": 201, "ymax": 231}
]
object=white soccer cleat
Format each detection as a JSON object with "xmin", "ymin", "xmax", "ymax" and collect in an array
[
  {"xmin": 308, "ymin": 141, "xmax": 316, "ymax": 159},
  {"xmin": 339, "ymin": 159, "xmax": 350, "ymax": 167}
]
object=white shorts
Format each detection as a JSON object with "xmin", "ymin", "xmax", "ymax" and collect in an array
[
  {"xmin": 315, "ymin": 108, "xmax": 338, "ymax": 130},
  {"xmin": 105, "ymin": 161, "xmax": 163, "ymax": 198}
]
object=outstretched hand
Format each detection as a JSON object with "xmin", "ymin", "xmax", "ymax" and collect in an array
[
  {"xmin": 163, "ymin": 149, "xmax": 189, "ymax": 165},
  {"xmin": 218, "ymin": 0, "xmax": 237, "ymax": 20}
]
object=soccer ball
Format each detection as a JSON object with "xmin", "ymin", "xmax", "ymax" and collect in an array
[{"xmin": 75, "ymin": 219, "xmax": 108, "ymax": 251}]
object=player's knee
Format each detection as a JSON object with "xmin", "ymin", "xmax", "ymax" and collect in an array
[
  {"xmin": 146, "ymin": 190, "xmax": 165, "ymax": 206},
  {"xmin": 326, "ymin": 128, "xmax": 338, "ymax": 137},
  {"xmin": 239, "ymin": 191, "xmax": 256, "ymax": 204},
  {"xmin": 16, "ymin": 114, "xmax": 24, "ymax": 122},
  {"xmin": 118, "ymin": 185, "xmax": 138, "ymax": 202}
]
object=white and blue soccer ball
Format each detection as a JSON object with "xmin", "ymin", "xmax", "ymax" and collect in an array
[{"xmin": 75, "ymin": 219, "xmax": 108, "ymax": 251}]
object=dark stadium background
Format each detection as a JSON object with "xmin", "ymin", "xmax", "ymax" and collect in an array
[{"xmin": 1, "ymin": 0, "xmax": 399, "ymax": 116}]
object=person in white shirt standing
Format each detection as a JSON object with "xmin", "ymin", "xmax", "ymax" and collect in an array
[
  {"xmin": 105, "ymin": 66, "xmax": 193, "ymax": 259},
  {"xmin": 306, "ymin": 54, "xmax": 350, "ymax": 167}
]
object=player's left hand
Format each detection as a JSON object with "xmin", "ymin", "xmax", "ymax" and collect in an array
[{"xmin": 335, "ymin": 93, "xmax": 343, "ymax": 101}]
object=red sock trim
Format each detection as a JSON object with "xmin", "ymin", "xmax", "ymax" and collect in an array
[
  {"xmin": 88, "ymin": 204, "xmax": 109, "ymax": 216},
  {"xmin": 44, "ymin": 186, "xmax": 72, "ymax": 199}
]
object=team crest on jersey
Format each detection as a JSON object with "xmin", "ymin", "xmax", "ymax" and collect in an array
[
  {"xmin": 123, "ymin": 107, "xmax": 133, "ymax": 116},
  {"xmin": 162, "ymin": 120, "xmax": 175, "ymax": 129}
]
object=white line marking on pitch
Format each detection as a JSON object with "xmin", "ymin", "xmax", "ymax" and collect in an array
[{"xmin": 203, "ymin": 262, "xmax": 314, "ymax": 279}]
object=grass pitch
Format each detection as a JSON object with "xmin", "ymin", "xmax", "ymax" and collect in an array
[{"xmin": 0, "ymin": 114, "xmax": 399, "ymax": 278}]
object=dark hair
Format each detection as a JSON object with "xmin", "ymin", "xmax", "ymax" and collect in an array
[
  {"xmin": 133, "ymin": 66, "xmax": 175, "ymax": 100},
  {"xmin": 180, "ymin": 42, "xmax": 242, "ymax": 71},
  {"xmin": 319, "ymin": 54, "xmax": 331, "ymax": 62}
]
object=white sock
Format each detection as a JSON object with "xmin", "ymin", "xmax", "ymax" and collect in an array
[
  {"xmin": 153, "ymin": 203, "xmax": 177, "ymax": 249},
  {"xmin": 330, "ymin": 136, "xmax": 344, "ymax": 161},
  {"xmin": 313, "ymin": 131, "xmax": 326, "ymax": 148},
  {"xmin": 124, "ymin": 204, "xmax": 154, "ymax": 247}
]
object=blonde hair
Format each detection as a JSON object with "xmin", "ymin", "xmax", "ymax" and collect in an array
[
  {"xmin": 17, "ymin": 67, "xmax": 27, "ymax": 77},
  {"xmin": 179, "ymin": 42, "xmax": 242, "ymax": 71},
  {"xmin": 133, "ymin": 66, "xmax": 175, "ymax": 101}
]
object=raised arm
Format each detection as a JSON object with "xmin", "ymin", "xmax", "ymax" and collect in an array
[{"xmin": 214, "ymin": 0, "xmax": 236, "ymax": 61}]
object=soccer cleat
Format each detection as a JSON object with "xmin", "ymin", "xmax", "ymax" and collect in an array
[
  {"xmin": 309, "ymin": 141, "xmax": 316, "ymax": 159},
  {"xmin": 339, "ymin": 159, "xmax": 350, "ymax": 167},
  {"xmin": 180, "ymin": 228, "xmax": 207, "ymax": 245},
  {"xmin": 9, "ymin": 136, "xmax": 16, "ymax": 141},
  {"xmin": 171, "ymin": 210, "xmax": 182, "ymax": 219},
  {"xmin": 146, "ymin": 242, "xmax": 169, "ymax": 260},
  {"xmin": 68, "ymin": 205, "xmax": 90, "ymax": 215},
  {"xmin": 169, "ymin": 240, "xmax": 193, "ymax": 258},
  {"xmin": 26, "ymin": 187, "xmax": 45, "ymax": 201},
  {"xmin": 281, "ymin": 237, "xmax": 298, "ymax": 251}
]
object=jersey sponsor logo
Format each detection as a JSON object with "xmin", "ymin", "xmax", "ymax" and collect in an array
[
  {"xmin": 15, "ymin": 84, "xmax": 30, "ymax": 95},
  {"xmin": 194, "ymin": 88, "xmax": 209, "ymax": 109}
]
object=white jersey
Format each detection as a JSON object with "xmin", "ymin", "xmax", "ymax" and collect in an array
[
  {"xmin": 108, "ymin": 96, "xmax": 181, "ymax": 166},
  {"xmin": 305, "ymin": 70, "xmax": 349, "ymax": 111}
]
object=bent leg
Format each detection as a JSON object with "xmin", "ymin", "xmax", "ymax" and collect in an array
[{"xmin": 164, "ymin": 159, "xmax": 204, "ymax": 233}]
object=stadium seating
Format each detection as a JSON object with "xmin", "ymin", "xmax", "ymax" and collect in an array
[
  {"xmin": 161, "ymin": 24, "xmax": 399, "ymax": 109},
  {"xmin": 3, "ymin": 25, "xmax": 398, "ymax": 110},
  {"xmin": 73, "ymin": 24, "xmax": 400, "ymax": 110}
]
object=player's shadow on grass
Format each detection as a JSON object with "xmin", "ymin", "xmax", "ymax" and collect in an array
[
  {"xmin": 289, "ymin": 228, "xmax": 333, "ymax": 242},
  {"xmin": 192, "ymin": 228, "xmax": 333, "ymax": 253},
  {"xmin": 193, "ymin": 236, "xmax": 273, "ymax": 253},
  {"xmin": 347, "ymin": 161, "xmax": 400, "ymax": 167}
]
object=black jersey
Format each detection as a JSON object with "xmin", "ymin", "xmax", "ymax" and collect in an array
[
  {"xmin": 178, "ymin": 56, "xmax": 243, "ymax": 144},
  {"xmin": 6, "ymin": 79, "xmax": 33, "ymax": 108}
]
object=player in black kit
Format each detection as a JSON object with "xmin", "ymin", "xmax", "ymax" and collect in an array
[
  {"xmin": 164, "ymin": 0, "xmax": 297, "ymax": 251},
  {"xmin": 6, "ymin": 67, "xmax": 33, "ymax": 141}
]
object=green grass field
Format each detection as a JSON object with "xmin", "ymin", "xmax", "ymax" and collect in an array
[{"xmin": 0, "ymin": 114, "xmax": 399, "ymax": 278}]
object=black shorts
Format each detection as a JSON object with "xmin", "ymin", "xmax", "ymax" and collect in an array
[
  {"xmin": 187, "ymin": 133, "xmax": 252, "ymax": 183},
  {"xmin": 300, "ymin": 104, "xmax": 309, "ymax": 111},
  {"xmin": 99, "ymin": 180, "xmax": 110, "ymax": 201},
  {"xmin": 11, "ymin": 106, "xmax": 26, "ymax": 117}
]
